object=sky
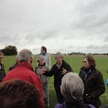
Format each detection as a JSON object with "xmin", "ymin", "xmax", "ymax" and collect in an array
[{"xmin": 0, "ymin": 0, "xmax": 108, "ymax": 54}]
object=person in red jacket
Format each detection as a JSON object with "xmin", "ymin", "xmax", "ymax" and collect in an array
[{"xmin": 3, "ymin": 49, "xmax": 44, "ymax": 108}]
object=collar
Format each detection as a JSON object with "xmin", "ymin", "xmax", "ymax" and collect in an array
[{"xmin": 17, "ymin": 62, "xmax": 34, "ymax": 71}]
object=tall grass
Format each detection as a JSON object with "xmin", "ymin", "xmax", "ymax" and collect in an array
[{"xmin": 3, "ymin": 55, "xmax": 108, "ymax": 107}]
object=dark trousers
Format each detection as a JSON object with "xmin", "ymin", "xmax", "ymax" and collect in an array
[{"xmin": 55, "ymin": 87, "xmax": 64, "ymax": 103}]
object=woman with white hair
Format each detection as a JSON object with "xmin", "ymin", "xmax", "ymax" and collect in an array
[{"xmin": 54, "ymin": 73, "xmax": 95, "ymax": 108}]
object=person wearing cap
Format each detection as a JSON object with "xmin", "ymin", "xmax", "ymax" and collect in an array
[
  {"xmin": 35, "ymin": 56, "xmax": 49, "ymax": 108},
  {"xmin": 42, "ymin": 52, "xmax": 73, "ymax": 104},
  {"xmin": 0, "ymin": 51, "xmax": 6, "ymax": 82}
]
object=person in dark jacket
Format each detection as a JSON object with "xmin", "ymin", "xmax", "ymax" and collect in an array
[
  {"xmin": 79, "ymin": 53, "xmax": 105, "ymax": 108},
  {"xmin": 42, "ymin": 52, "xmax": 73, "ymax": 104},
  {"xmin": 54, "ymin": 73, "xmax": 95, "ymax": 108},
  {"xmin": 0, "ymin": 51, "xmax": 6, "ymax": 82}
]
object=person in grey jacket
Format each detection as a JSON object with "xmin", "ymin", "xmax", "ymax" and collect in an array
[{"xmin": 35, "ymin": 56, "xmax": 49, "ymax": 108}]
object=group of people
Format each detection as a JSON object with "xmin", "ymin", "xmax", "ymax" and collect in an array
[{"xmin": 0, "ymin": 46, "xmax": 106, "ymax": 108}]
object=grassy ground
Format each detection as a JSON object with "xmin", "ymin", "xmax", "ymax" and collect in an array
[{"xmin": 3, "ymin": 55, "xmax": 108, "ymax": 107}]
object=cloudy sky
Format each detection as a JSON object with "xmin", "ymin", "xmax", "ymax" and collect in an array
[{"xmin": 0, "ymin": 0, "xmax": 108, "ymax": 54}]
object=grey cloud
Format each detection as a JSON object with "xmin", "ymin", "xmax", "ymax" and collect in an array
[
  {"xmin": 86, "ymin": 45, "xmax": 100, "ymax": 50},
  {"xmin": 101, "ymin": 44, "xmax": 108, "ymax": 49},
  {"xmin": 70, "ymin": 0, "xmax": 108, "ymax": 36},
  {"xmin": 85, "ymin": 44, "xmax": 108, "ymax": 53},
  {"xmin": 104, "ymin": 36, "xmax": 108, "ymax": 43}
]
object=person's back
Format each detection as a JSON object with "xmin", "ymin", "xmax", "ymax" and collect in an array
[
  {"xmin": 3, "ymin": 49, "xmax": 44, "ymax": 108},
  {"xmin": 0, "ymin": 79, "xmax": 41, "ymax": 108},
  {"xmin": 54, "ymin": 72, "xmax": 95, "ymax": 108}
]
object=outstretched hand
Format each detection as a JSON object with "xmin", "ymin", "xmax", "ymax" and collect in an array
[
  {"xmin": 62, "ymin": 68, "xmax": 67, "ymax": 74},
  {"xmin": 40, "ymin": 68, "xmax": 46, "ymax": 74}
]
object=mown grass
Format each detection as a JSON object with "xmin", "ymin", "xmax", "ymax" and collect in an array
[{"xmin": 3, "ymin": 55, "xmax": 108, "ymax": 107}]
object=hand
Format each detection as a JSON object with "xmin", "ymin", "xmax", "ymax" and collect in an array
[
  {"xmin": 62, "ymin": 68, "xmax": 67, "ymax": 74},
  {"xmin": 40, "ymin": 68, "xmax": 46, "ymax": 74}
]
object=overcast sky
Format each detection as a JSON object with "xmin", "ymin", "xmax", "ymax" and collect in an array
[{"xmin": 0, "ymin": 0, "xmax": 108, "ymax": 54}]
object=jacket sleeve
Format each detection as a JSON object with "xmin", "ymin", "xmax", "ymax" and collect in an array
[
  {"xmin": 43, "ymin": 65, "xmax": 55, "ymax": 76},
  {"xmin": 90, "ymin": 72, "xmax": 105, "ymax": 99}
]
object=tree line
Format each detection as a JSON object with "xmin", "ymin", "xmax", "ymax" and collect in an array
[{"xmin": 0, "ymin": 45, "xmax": 108, "ymax": 56}]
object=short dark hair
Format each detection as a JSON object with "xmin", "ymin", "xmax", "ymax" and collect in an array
[
  {"xmin": 41, "ymin": 46, "xmax": 47, "ymax": 52},
  {"xmin": 0, "ymin": 79, "xmax": 41, "ymax": 108}
]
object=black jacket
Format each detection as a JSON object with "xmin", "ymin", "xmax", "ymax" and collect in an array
[{"xmin": 44, "ymin": 60, "xmax": 73, "ymax": 88}]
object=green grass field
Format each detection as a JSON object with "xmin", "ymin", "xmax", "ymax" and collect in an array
[{"xmin": 3, "ymin": 55, "xmax": 108, "ymax": 107}]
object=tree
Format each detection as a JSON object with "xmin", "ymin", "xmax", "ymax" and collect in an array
[{"xmin": 0, "ymin": 45, "xmax": 17, "ymax": 55}]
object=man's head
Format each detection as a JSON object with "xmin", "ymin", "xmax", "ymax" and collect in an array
[
  {"xmin": 0, "ymin": 79, "xmax": 41, "ymax": 108},
  {"xmin": 17, "ymin": 49, "xmax": 33, "ymax": 64},
  {"xmin": 60, "ymin": 72, "xmax": 84, "ymax": 102}
]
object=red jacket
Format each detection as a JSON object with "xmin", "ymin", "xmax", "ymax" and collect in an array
[{"xmin": 3, "ymin": 62, "xmax": 44, "ymax": 108}]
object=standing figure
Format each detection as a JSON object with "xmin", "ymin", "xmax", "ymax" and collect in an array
[
  {"xmin": 42, "ymin": 52, "xmax": 73, "ymax": 104},
  {"xmin": 35, "ymin": 56, "xmax": 49, "ymax": 108},
  {"xmin": 40, "ymin": 46, "xmax": 51, "ymax": 69},
  {"xmin": 0, "ymin": 51, "xmax": 6, "ymax": 82},
  {"xmin": 79, "ymin": 53, "xmax": 105, "ymax": 108},
  {"xmin": 3, "ymin": 49, "xmax": 44, "ymax": 108},
  {"xmin": 40, "ymin": 46, "xmax": 51, "ymax": 107}
]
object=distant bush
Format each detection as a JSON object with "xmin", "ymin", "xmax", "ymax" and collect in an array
[{"xmin": 0, "ymin": 45, "xmax": 17, "ymax": 55}]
